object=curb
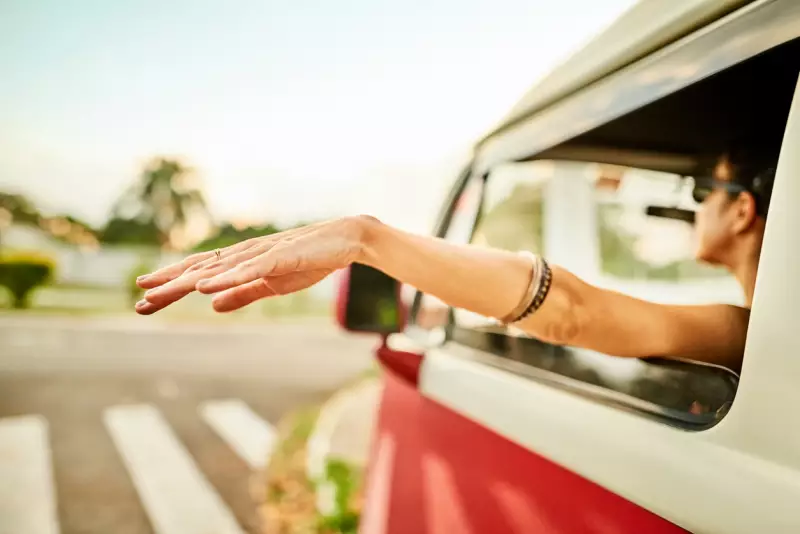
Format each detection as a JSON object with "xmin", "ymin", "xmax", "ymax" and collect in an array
[{"xmin": 305, "ymin": 378, "xmax": 382, "ymax": 516}]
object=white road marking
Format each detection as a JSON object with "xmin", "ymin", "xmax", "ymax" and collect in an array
[
  {"xmin": 0, "ymin": 415, "xmax": 59, "ymax": 534},
  {"xmin": 104, "ymin": 404, "xmax": 245, "ymax": 534},
  {"xmin": 200, "ymin": 399, "xmax": 276, "ymax": 471}
]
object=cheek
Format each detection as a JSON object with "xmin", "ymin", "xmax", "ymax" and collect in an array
[
  {"xmin": 695, "ymin": 207, "xmax": 712, "ymax": 243},
  {"xmin": 694, "ymin": 208, "xmax": 706, "ymax": 234},
  {"xmin": 694, "ymin": 203, "xmax": 725, "ymax": 254}
]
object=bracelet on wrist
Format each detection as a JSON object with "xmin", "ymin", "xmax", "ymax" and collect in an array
[{"xmin": 501, "ymin": 251, "xmax": 552, "ymax": 324}]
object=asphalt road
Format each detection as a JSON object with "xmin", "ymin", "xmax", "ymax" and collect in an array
[{"xmin": 0, "ymin": 315, "xmax": 375, "ymax": 534}]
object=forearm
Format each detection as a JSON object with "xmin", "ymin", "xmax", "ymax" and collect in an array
[
  {"xmin": 356, "ymin": 216, "xmax": 588, "ymax": 346},
  {"xmin": 355, "ymin": 216, "xmax": 748, "ymax": 364}
]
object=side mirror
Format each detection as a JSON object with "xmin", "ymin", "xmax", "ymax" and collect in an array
[{"xmin": 335, "ymin": 263, "xmax": 406, "ymax": 335}]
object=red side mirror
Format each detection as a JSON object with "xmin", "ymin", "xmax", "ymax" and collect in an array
[{"xmin": 335, "ymin": 264, "xmax": 406, "ymax": 335}]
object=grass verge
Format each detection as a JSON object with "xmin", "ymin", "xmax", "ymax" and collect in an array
[{"xmin": 257, "ymin": 381, "xmax": 374, "ymax": 534}]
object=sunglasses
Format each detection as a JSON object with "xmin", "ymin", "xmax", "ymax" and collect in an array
[{"xmin": 692, "ymin": 177, "xmax": 748, "ymax": 204}]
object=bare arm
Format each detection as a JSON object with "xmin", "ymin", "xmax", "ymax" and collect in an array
[
  {"xmin": 137, "ymin": 215, "xmax": 749, "ymax": 371},
  {"xmin": 358, "ymin": 217, "xmax": 748, "ymax": 371}
]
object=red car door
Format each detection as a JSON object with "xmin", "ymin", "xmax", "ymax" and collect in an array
[{"xmin": 359, "ymin": 349, "xmax": 687, "ymax": 534}]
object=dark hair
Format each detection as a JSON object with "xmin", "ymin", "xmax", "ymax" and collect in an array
[
  {"xmin": 724, "ymin": 142, "xmax": 779, "ymax": 218},
  {"xmin": 744, "ymin": 166, "xmax": 776, "ymax": 217}
]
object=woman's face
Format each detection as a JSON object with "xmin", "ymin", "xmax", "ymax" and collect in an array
[
  {"xmin": 694, "ymin": 188, "xmax": 737, "ymax": 264},
  {"xmin": 693, "ymin": 156, "xmax": 739, "ymax": 265}
]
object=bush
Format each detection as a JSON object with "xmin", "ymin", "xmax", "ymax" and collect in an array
[
  {"xmin": 127, "ymin": 260, "xmax": 154, "ymax": 305},
  {"xmin": 316, "ymin": 458, "xmax": 362, "ymax": 534},
  {"xmin": 0, "ymin": 251, "xmax": 56, "ymax": 309}
]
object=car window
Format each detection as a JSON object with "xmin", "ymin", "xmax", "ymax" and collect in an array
[
  {"xmin": 446, "ymin": 160, "xmax": 741, "ymax": 428},
  {"xmin": 470, "ymin": 162, "xmax": 548, "ymax": 254},
  {"xmin": 593, "ymin": 165, "xmax": 742, "ymax": 306},
  {"xmin": 454, "ymin": 162, "xmax": 550, "ymax": 330},
  {"xmin": 407, "ymin": 175, "xmax": 483, "ymax": 340}
]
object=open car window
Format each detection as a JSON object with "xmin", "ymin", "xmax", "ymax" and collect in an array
[{"xmin": 445, "ymin": 159, "xmax": 744, "ymax": 429}]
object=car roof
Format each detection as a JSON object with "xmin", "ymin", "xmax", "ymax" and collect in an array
[
  {"xmin": 471, "ymin": 0, "xmax": 800, "ymax": 176},
  {"xmin": 486, "ymin": 0, "xmax": 752, "ymax": 139}
]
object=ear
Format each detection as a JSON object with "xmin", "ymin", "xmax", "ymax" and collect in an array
[{"xmin": 731, "ymin": 192, "xmax": 758, "ymax": 233}]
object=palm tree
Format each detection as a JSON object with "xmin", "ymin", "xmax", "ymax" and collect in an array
[{"xmin": 112, "ymin": 158, "xmax": 212, "ymax": 249}]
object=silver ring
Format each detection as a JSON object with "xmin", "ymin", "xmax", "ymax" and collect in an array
[{"xmin": 214, "ymin": 249, "xmax": 221, "ymax": 261}]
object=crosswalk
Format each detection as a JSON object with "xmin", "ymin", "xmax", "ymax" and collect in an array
[
  {"xmin": 0, "ymin": 400, "xmax": 277, "ymax": 534},
  {"xmin": 0, "ymin": 416, "xmax": 59, "ymax": 534},
  {"xmin": 200, "ymin": 400, "xmax": 277, "ymax": 471}
]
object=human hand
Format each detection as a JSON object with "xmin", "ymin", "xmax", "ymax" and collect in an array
[{"xmin": 134, "ymin": 216, "xmax": 373, "ymax": 315}]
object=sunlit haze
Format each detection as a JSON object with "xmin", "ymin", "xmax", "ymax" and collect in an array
[{"xmin": 1, "ymin": 0, "xmax": 636, "ymax": 232}]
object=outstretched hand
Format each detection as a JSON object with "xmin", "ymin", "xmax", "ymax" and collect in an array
[{"xmin": 134, "ymin": 216, "xmax": 371, "ymax": 315}]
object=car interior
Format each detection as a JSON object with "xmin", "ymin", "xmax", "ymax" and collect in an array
[{"xmin": 539, "ymin": 37, "xmax": 799, "ymax": 218}]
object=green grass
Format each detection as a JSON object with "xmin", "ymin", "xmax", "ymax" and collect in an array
[{"xmin": 0, "ymin": 283, "xmax": 333, "ymax": 323}]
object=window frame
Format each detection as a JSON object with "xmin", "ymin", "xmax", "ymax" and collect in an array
[
  {"xmin": 406, "ymin": 169, "xmax": 486, "ymax": 343},
  {"xmin": 422, "ymin": 160, "xmax": 741, "ymax": 429}
]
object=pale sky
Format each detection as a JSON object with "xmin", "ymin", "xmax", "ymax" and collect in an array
[{"xmin": 0, "ymin": 0, "xmax": 635, "ymax": 232}]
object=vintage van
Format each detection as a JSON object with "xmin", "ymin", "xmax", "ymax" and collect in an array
[{"xmin": 336, "ymin": 1, "xmax": 800, "ymax": 532}]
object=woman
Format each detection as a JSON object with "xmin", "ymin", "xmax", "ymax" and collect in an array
[{"xmin": 135, "ymin": 153, "xmax": 776, "ymax": 373}]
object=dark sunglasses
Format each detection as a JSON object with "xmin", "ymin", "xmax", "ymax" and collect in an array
[{"xmin": 692, "ymin": 177, "xmax": 748, "ymax": 204}]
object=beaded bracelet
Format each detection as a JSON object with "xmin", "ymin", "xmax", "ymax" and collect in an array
[
  {"xmin": 513, "ymin": 258, "xmax": 552, "ymax": 323},
  {"xmin": 501, "ymin": 252, "xmax": 552, "ymax": 324},
  {"xmin": 500, "ymin": 251, "xmax": 539, "ymax": 323}
]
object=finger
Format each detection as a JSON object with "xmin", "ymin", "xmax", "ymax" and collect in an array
[
  {"xmin": 136, "ymin": 251, "xmax": 214, "ymax": 289},
  {"xmin": 197, "ymin": 253, "xmax": 283, "ymax": 294},
  {"xmin": 136, "ymin": 223, "xmax": 324, "ymax": 289},
  {"xmin": 142, "ymin": 242, "xmax": 272, "ymax": 310},
  {"xmin": 136, "ymin": 236, "xmax": 265, "ymax": 289},
  {"xmin": 185, "ymin": 234, "xmax": 278, "ymax": 273},
  {"xmin": 134, "ymin": 298, "xmax": 160, "ymax": 315},
  {"xmin": 210, "ymin": 278, "xmax": 277, "ymax": 312},
  {"xmin": 198, "ymin": 231, "xmax": 345, "ymax": 295},
  {"xmin": 211, "ymin": 269, "xmax": 332, "ymax": 312}
]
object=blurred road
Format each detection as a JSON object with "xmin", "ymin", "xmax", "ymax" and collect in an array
[{"xmin": 0, "ymin": 316, "xmax": 375, "ymax": 534}]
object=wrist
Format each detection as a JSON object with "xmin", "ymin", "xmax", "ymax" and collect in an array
[{"xmin": 351, "ymin": 214, "xmax": 384, "ymax": 267}]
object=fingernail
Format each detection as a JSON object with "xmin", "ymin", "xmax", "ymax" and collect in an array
[
  {"xmin": 137, "ymin": 275, "xmax": 149, "ymax": 282},
  {"xmin": 144, "ymin": 289, "xmax": 158, "ymax": 298},
  {"xmin": 135, "ymin": 299, "xmax": 148, "ymax": 308}
]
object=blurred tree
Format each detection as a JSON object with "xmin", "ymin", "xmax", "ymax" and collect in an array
[
  {"xmin": 99, "ymin": 217, "xmax": 162, "ymax": 246},
  {"xmin": 0, "ymin": 192, "xmax": 39, "ymax": 225},
  {"xmin": 0, "ymin": 192, "xmax": 101, "ymax": 249},
  {"xmin": 111, "ymin": 158, "xmax": 212, "ymax": 249},
  {"xmin": 471, "ymin": 182, "xmax": 545, "ymax": 254},
  {"xmin": 40, "ymin": 214, "xmax": 99, "ymax": 246},
  {"xmin": 192, "ymin": 221, "xmax": 282, "ymax": 252},
  {"xmin": 61, "ymin": 215, "xmax": 97, "ymax": 232},
  {"xmin": 597, "ymin": 204, "xmax": 642, "ymax": 279}
]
